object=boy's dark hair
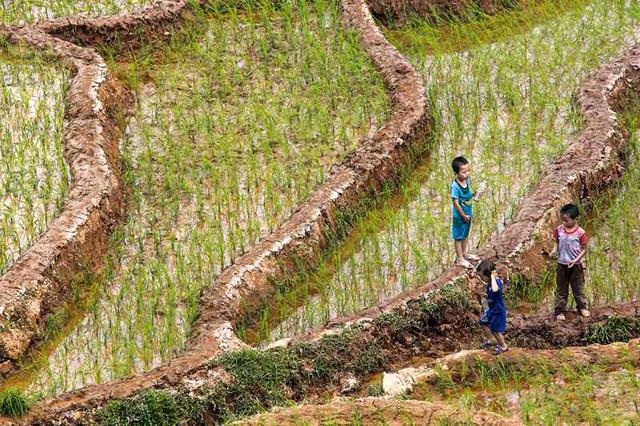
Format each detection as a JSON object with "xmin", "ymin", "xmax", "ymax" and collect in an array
[
  {"xmin": 560, "ymin": 203, "xmax": 580, "ymax": 219},
  {"xmin": 452, "ymin": 156, "xmax": 469, "ymax": 174},
  {"xmin": 476, "ymin": 259, "xmax": 496, "ymax": 278}
]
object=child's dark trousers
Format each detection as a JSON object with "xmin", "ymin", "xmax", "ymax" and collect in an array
[{"xmin": 554, "ymin": 263, "xmax": 587, "ymax": 315}]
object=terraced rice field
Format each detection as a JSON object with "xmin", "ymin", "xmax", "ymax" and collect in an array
[
  {"xmin": 2, "ymin": 0, "xmax": 640, "ymax": 423},
  {"xmin": 0, "ymin": 49, "xmax": 68, "ymax": 275},
  {"xmin": 7, "ymin": 0, "xmax": 388, "ymax": 396},
  {"xmin": 246, "ymin": 0, "xmax": 640, "ymax": 344}
]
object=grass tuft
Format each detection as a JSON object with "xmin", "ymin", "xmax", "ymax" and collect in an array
[{"xmin": 0, "ymin": 388, "xmax": 31, "ymax": 418}]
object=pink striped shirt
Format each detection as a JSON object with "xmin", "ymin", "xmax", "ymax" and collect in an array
[{"xmin": 553, "ymin": 225, "xmax": 588, "ymax": 266}]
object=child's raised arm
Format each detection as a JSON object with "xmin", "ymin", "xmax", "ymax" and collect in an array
[{"xmin": 491, "ymin": 271, "xmax": 500, "ymax": 293}]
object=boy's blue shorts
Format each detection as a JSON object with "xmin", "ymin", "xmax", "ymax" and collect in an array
[{"xmin": 452, "ymin": 219, "xmax": 471, "ymax": 241}]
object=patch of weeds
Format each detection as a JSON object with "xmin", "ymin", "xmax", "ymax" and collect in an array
[
  {"xmin": 208, "ymin": 349, "xmax": 300, "ymax": 419},
  {"xmin": 433, "ymin": 364, "xmax": 456, "ymax": 394},
  {"xmin": 295, "ymin": 326, "xmax": 385, "ymax": 381},
  {"xmin": 0, "ymin": 388, "xmax": 31, "ymax": 418},
  {"xmin": 507, "ymin": 269, "xmax": 553, "ymax": 308},
  {"xmin": 417, "ymin": 281, "xmax": 470, "ymax": 320},
  {"xmin": 98, "ymin": 325, "xmax": 387, "ymax": 423},
  {"xmin": 377, "ymin": 312, "xmax": 420, "ymax": 335},
  {"xmin": 95, "ymin": 389, "xmax": 204, "ymax": 426},
  {"xmin": 586, "ymin": 314, "xmax": 640, "ymax": 344},
  {"xmin": 367, "ymin": 383, "xmax": 384, "ymax": 396}
]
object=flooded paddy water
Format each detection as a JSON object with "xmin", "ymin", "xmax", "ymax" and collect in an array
[
  {"xmin": 0, "ymin": 49, "xmax": 68, "ymax": 276},
  {"xmin": 0, "ymin": 0, "xmax": 152, "ymax": 23}
]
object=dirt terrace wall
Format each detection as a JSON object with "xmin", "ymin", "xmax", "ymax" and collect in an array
[
  {"xmin": 390, "ymin": 337, "xmax": 640, "ymax": 395},
  {"xmin": 0, "ymin": 28, "xmax": 131, "ymax": 374},
  {"xmin": 367, "ymin": 0, "xmax": 510, "ymax": 23},
  {"xmin": 30, "ymin": 1, "xmax": 192, "ymax": 49}
]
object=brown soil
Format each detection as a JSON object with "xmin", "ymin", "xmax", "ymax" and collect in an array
[
  {"xmin": 367, "ymin": 0, "xmax": 509, "ymax": 23},
  {"xmin": 236, "ymin": 398, "xmax": 520, "ymax": 425}
]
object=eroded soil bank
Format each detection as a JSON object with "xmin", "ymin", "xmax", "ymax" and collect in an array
[{"xmin": 401, "ymin": 339, "xmax": 640, "ymax": 424}]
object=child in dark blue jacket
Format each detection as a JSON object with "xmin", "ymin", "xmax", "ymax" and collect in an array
[{"xmin": 477, "ymin": 260, "xmax": 508, "ymax": 355}]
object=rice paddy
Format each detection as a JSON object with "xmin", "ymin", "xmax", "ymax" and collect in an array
[
  {"xmin": 4, "ymin": 0, "xmax": 640, "ymax": 422},
  {"xmin": 0, "ymin": 0, "xmax": 151, "ymax": 23},
  {"xmin": 246, "ymin": 0, "xmax": 640, "ymax": 344},
  {"xmin": 8, "ymin": 0, "xmax": 388, "ymax": 396},
  {"xmin": 0, "ymin": 48, "xmax": 68, "ymax": 276}
]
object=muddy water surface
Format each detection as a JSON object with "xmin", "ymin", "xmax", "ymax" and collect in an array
[
  {"xmin": 0, "ymin": 0, "xmax": 152, "ymax": 23},
  {"xmin": 0, "ymin": 51, "xmax": 68, "ymax": 275}
]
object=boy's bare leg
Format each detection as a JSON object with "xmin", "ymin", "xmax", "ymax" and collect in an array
[
  {"xmin": 492, "ymin": 332, "xmax": 507, "ymax": 348},
  {"xmin": 455, "ymin": 240, "xmax": 465, "ymax": 261},
  {"xmin": 481, "ymin": 325, "xmax": 496, "ymax": 343},
  {"xmin": 462, "ymin": 239, "xmax": 479, "ymax": 261}
]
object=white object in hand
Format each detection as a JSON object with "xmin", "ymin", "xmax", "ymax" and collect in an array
[{"xmin": 474, "ymin": 181, "xmax": 487, "ymax": 200}]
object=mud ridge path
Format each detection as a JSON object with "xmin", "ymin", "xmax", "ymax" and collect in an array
[
  {"xmin": 239, "ymin": 339, "xmax": 640, "ymax": 425},
  {"xmin": 382, "ymin": 338, "xmax": 640, "ymax": 397},
  {"xmin": 0, "ymin": 25, "xmax": 132, "ymax": 376}
]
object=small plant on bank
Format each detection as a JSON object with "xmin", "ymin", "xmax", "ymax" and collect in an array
[
  {"xmin": 0, "ymin": 388, "xmax": 31, "ymax": 418},
  {"xmin": 95, "ymin": 389, "xmax": 204, "ymax": 426},
  {"xmin": 586, "ymin": 314, "xmax": 640, "ymax": 344}
]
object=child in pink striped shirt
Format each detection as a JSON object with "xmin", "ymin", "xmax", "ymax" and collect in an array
[{"xmin": 551, "ymin": 204, "xmax": 589, "ymax": 321}]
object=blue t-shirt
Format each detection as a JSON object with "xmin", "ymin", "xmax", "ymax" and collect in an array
[{"xmin": 451, "ymin": 178, "xmax": 473, "ymax": 221}]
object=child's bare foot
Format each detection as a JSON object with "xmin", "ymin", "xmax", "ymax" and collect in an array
[
  {"xmin": 466, "ymin": 253, "xmax": 480, "ymax": 261},
  {"xmin": 579, "ymin": 309, "xmax": 590, "ymax": 317},
  {"xmin": 556, "ymin": 313, "xmax": 566, "ymax": 321},
  {"xmin": 456, "ymin": 258, "xmax": 474, "ymax": 269}
]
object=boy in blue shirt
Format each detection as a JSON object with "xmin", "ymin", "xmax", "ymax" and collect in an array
[
  {"xmin": 477, "ymin": 259, "xmax": 508, "ymax": 355},
  {"xmin": 451, "ymin": 156, "xmax": 480, "ymax": 268}
]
